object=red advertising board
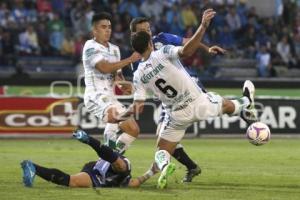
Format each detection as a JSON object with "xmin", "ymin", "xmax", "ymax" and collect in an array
[
  {"xmin": 0, "ymin": 86, "xmax": 5, "ymax": 95},
  {"xmin": 0, "ymin": 97, "xmax": 79, "ymax": 134}
]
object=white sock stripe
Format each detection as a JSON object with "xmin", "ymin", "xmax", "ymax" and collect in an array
[{"xmin": 155, "ymin": 150, "xmax": 171, "ymax": 171}]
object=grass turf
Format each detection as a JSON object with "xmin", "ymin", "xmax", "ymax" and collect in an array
[{"xmin": 0, "ymin": 138, "xmax": 299, "ymax": 200}]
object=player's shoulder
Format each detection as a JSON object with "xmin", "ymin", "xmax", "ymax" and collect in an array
[
  {"xmin": 108, "ymin": 42, "xmax": 120, "ymax": 51},
  {"xmin": 82, "ymin": 40, "xmax": 100, "ymax": 60},
  {"xmin": 83, "ymin": 39, "xmax": 97, "ymax": 49},
  {"xmin": 159, "ymin": 44, "xmax": 176, "ymax": 54}
]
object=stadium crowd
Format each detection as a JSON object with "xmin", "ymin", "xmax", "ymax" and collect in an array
[{"xmin": 0, "ymin": 0, "xmax": 300, "ymax": 78}]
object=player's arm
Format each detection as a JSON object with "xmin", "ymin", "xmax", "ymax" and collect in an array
[
  {"xmin": 128, "ymin": 162, "xmax": 159, "ymax": 188},
  {"xmin": 182, "ymin": 37, "xmax": 209, "ymax": 52},
  {"xmin": 95, "ymin": 52, "xmax": 141, "ymax": 74},
  {"xmin": 179, "ymin": 9, "xmax": 216, "ymax": 58},
  {"xmin": 182, "ymin": 38, "xmax": 226, "ymax": 55},
  {"xmin": 115, "ymin": 100, "xmax": 145, "ymax": 122}
]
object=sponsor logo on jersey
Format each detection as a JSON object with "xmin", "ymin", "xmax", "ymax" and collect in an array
[
  {"xmin": 85, "ymin": 48, "xmax": 96, "ymax": 58},
  {"xmin": 141, "ymin": 64, "xmax": 165, "ymax": 84}
]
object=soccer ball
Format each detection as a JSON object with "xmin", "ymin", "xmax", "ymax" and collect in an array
[{"xmin": 246, "ymin": 122, "xmax": 271, "ymax": 146}]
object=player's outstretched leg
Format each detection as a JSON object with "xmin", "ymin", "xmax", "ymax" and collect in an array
[
  {"xmin": 240, "ymin": 80, "xmax": 258, "ymax": 125},
  {"xmin": 73, "ymin": 129, "xmax": 119, "ymax": 164},
  {"xmin": 21, "ymin": 160, "xmax": 71, "ymax": 187},
  {"xmin": 155, "ymin": 150, "xmax": 176, "ymax": 189},
  {"xmin": 21, "ymin": 160, "xmax": 36, "ymax": 187},
  {"xmin": 73, "ymin": 129, "xmax": 90, "ymax": 143}
]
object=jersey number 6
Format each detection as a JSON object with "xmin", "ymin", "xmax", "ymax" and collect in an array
[{"xmin": 155, "ymin": 78, "xmax": 177, "ymax": 98}]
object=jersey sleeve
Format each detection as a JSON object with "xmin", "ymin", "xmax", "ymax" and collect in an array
[
  {"xmin": 153, "ymin": 32, "xmax": 183, "ymax": 49},
  {"xmin": 133, "ymin": 72, "xmax": 147, "ymax": 101},
  {"xmin": 161, "ymin": 45, "xmax": 182, "ymax": 60},
  {"xmin": 82, "ymin": 43, "xmax": 104, "ymax": 67}
]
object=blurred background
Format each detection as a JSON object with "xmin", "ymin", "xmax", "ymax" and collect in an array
[
  {"xmin": 0, "ymin": 0, "xmax": 300, "ymax": 136},
  {"xmin": 0, "ymin": 0, "xmax": 300, "ymax": 85}
]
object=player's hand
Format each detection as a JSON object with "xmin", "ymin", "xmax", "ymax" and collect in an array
[
  {"xmin": 128, "ymin": 178, "xmax": 141, "ymax": 188},
  {"xmin": 201, "ymin": 8, "xmax": 216, "ymax": 28},
  {"xmin": 208, "ymin": 45, "xmax": 227, "ymax": 55},
  {"xmin": 129, "ymin": 52, "xmax": 142, "ymax": 63}
]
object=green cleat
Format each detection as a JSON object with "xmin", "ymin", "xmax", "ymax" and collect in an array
[{"xmin": 157, "ymin": 162, "xmax": 176, "ymax": 189}]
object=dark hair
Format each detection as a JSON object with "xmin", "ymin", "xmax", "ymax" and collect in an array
[
  {"xmin": 92, "ymin": 12, "xmax": 112, "ymax": 25},
  {"xmin": 131, "ymin": 31, "xmax": 151, "ymax": 54},
  {"xmin": 130, "ymin": 17, "xmax": 150, "ymax": 32}
]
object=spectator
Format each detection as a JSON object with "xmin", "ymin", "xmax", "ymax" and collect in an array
[
  {"xmin": 241, "ymin": 26, "xmax": 256, "ymax": 58},
  {"xmin": 225, "ymin": 6, "xmax": 241, "ymax": 32},
  {"xmin": 1, "ymin": 31, "xmax": 15, "ymax": 65},
  {"xmin": 118, "ymin": 0, "xmax": 140, "ymax": 18},
  {"xmin": 276, "ymin": 35, "xmax": 297, "ymax": 68},
  {"xmin": 217, "ymin": 25, "xmax": 235, "ymax": 49},
  {"xmin": 74, "ymin": 35, "xmax": 85, "ymax": 61},
  {"xmin": 36, "ymin": 23, "xmax": 51, "ymax": 55},
  {"xmin": 166, "ymin": 3, "xmax": 180, "ymax": 25},
  {"xmin": 36, "ymin": 0, "xmax": 52, "ymax": 13},
  {"xmin": 18, "ymin": 25, "xmax": 40, "ymax": 55},
  {"xmin": 140, "ymin": 0, "xmax": 163, "ymax": 21},
  {"xmin": 180, "ymin": 4, "xmax": 198, "ymax": 28},
  {"xmin": 169, "ymin": 14, "xmax": 184, "ymax": 36},
  {"xmin": 60, "ymin": 32, "xmax": 75, "ymax": 57},
  {"xmin": 256, "ymin": 45, "xmax": 272, "ymax": 77},
  {"xmin": 112, "ymin": 22, "xmax": 125, "ymax": 47},
  {"xmin": 47, "ymin": 13, "xmax": 64, "ymax": 53},
  {"xmin": 236, "ymin": 0, "xmax": 248, "ymax": 28},
  {"xmin": 156, "ymin": 15, "xmax": 171, "ymax": 33}
]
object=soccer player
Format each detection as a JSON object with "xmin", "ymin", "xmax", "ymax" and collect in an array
[
  {"xmin": 128, "ymin": 16, "xmax": 226, "ymax": 182},
  {"xmin": 82, "ymin": 12, "xmax": 141, "ymax": 153},
  {"xmin": 127, "ymin": 8, "xmax": 257, "ymax": 188},
  {"xmin": 21, "ymin": 130, "xmax": 158, "ymax": 188}
]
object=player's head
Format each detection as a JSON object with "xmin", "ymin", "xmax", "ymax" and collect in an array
[
  {"xmin": 130, "ymin": 17, "xmax": 152, "ymax": 37},
  {"xmin": 92, "ymin": 12, "xmax": 112, "ymax": 43},
  {"xmin": 131, "ymin": 31, "xmax": 152, "ymax": 54}
]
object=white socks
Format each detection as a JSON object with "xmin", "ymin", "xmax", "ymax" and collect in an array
[
  {"xmin": 103, "ymin": 124, "xmax": 119, "ymax": 147},
  {"xmin": 155, "ymin": 150, "xmax": 171, "ymax": 170},
  {"xmin": 116, "ymin": 133, "xmax": 136, "ymax": 154},
  {"xmin": 231, "ymin": 96, "xmax": 250, "ymax": 115}
]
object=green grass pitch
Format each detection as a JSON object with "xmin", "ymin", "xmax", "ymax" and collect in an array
[{"xmin": 0, "ymin": 138, "xmax": 299, "ymax": 200}]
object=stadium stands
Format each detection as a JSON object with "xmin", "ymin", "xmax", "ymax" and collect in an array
[{"xmin": 0, "ymin": 0, "xmax": 299, "ymax": 82}]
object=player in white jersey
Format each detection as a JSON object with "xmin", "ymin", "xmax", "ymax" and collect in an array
[
  {"xmin": 129, "ymin": 16, "xmax": 227, "ymax": 183},
  {"xmin": 82, "ymin": 12, "xmax": 141, "ymax": 153},
  {"xmin": 122, "ymin": 9, "xmax": 257, "ymax": 188}
]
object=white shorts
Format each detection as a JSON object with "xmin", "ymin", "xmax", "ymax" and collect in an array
[
  {"xmin": 84, "ymin": 94, "xmax": 126, "ymax": 123},
  {"xmin": 159, "ymin": 92, "xmax": 223, "ymax": 142}
]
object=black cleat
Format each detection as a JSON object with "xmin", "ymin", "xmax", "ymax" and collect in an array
[
  {"xmin": 182, "ymin": 165, "xmax": 201, "ymax": 183},
  {"xmin": 241, "ymin": 80, "xmax": 258, "ymax": 125},
  {"xmin": 240, "ymin": 109, "xmax": 258, "ymax": 125}
]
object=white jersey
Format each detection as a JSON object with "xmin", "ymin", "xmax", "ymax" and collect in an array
[
  {"xmin": 82, "ymin": 39, "xmax": 121, "ymax": 98},
  {"xmin": 133, "ymin": 45, "xmax": 202, "ymax": 112}
]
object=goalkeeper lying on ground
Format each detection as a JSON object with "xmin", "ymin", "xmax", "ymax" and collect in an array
[{"xmin": 21, "ymin": 129, "xmax": 158, "ymax": 188}]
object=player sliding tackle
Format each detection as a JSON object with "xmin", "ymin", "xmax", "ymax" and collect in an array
[
  {"xmin": 21, "ymin": 130, "xmax": 158, "ymax": 188},
  {"xmin": 116, "ymin": 8, "xmax": 257, "ymax": 189}
]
